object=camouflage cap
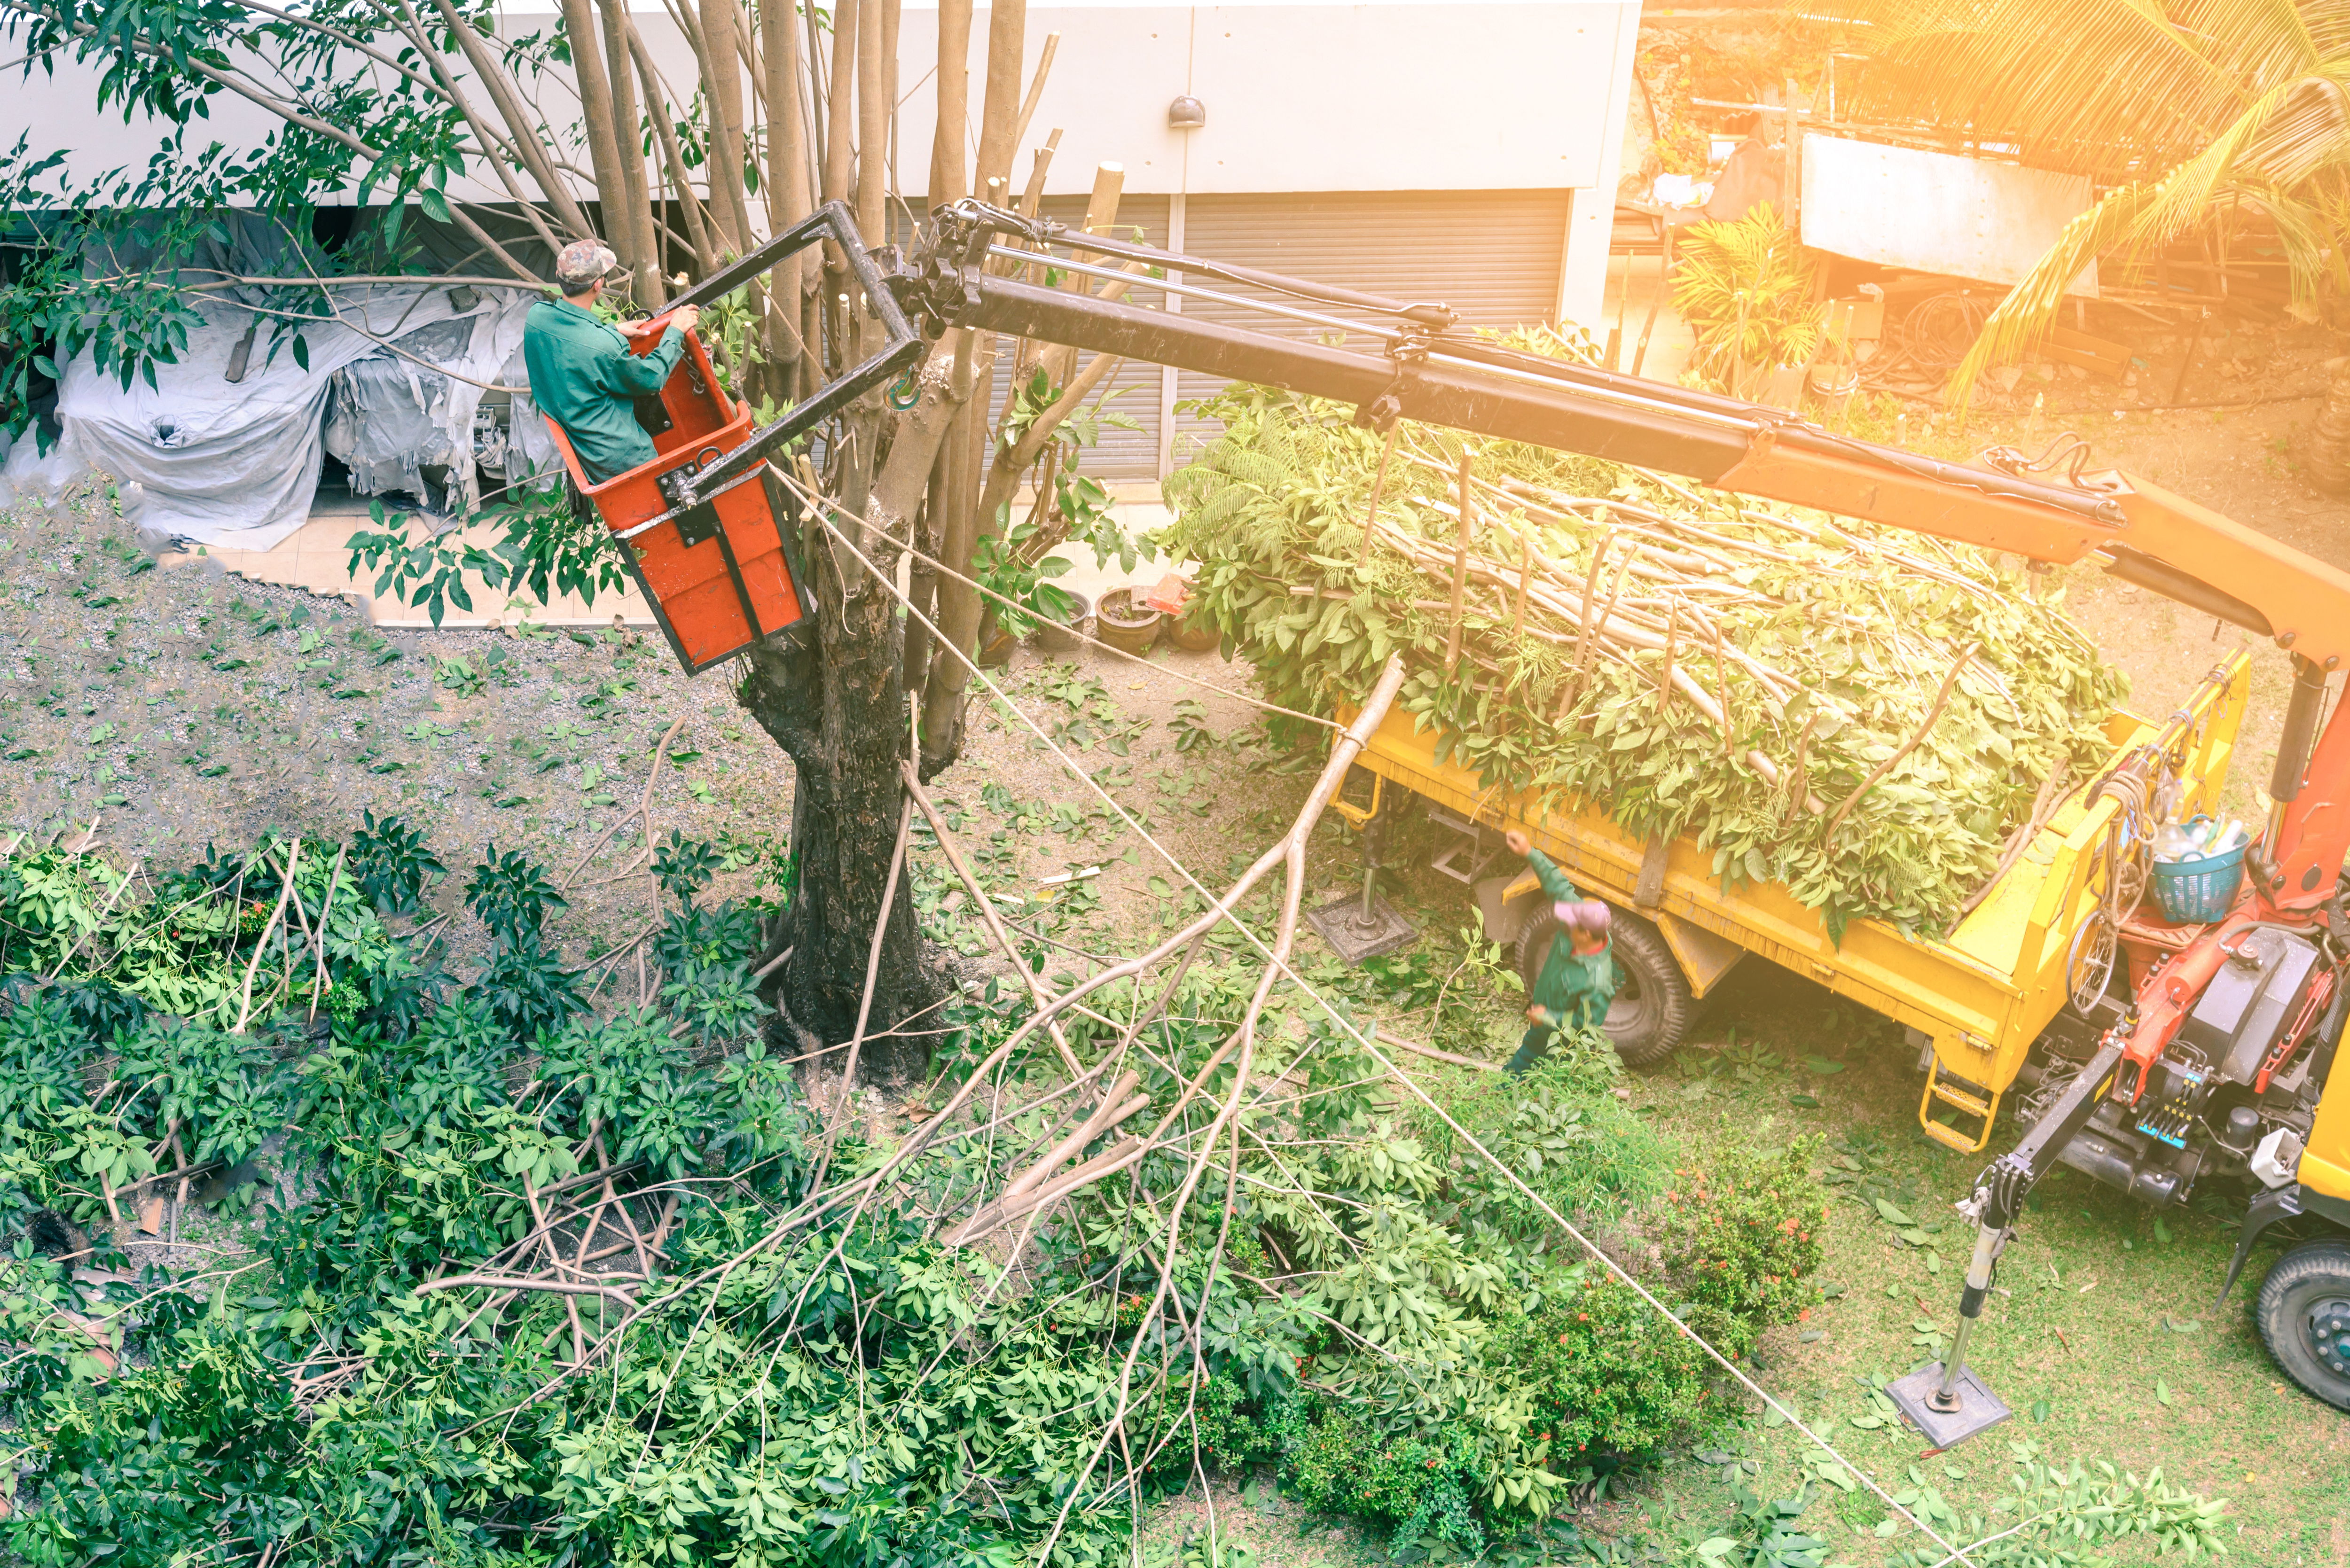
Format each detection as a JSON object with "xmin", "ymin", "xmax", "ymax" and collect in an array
[{"xmin": 554, "ymin": 239, "xmax": 619, "ymax": 291}]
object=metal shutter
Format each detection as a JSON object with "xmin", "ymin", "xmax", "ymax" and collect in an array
[
  {"xmin": 982, "ymin": 192, "xmax": 1171, "ymax": 484},
  {"xmin": 1167, "ymin": 189, "xmax": 1571, "ymax": 468}
]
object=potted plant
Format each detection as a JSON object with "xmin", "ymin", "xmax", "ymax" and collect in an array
[
  {"xmin": 1669, "ymin": 203, "xmax": 1824, "ymax": 403},
  {"xmin": 1094, "ymin": 586, "xmax": 1164, "ymax": 655}
]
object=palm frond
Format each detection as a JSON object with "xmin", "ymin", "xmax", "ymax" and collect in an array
[
  {"xmin": 1824, "ymin": 0, "xmax": 2331, "ymax": 176},
  {"xmin": 1949, "ymin": 70, "xmax": 2343, "ymax": 398}
]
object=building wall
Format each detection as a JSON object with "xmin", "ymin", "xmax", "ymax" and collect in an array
[{"xmin": 3, "ymin": 0, "xmax": 1636, "ymax": 323}]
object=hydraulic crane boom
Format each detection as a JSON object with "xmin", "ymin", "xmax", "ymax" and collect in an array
[{"xmin": 887, "ymin": 201, "xmax": 2350, "ymax": 923}]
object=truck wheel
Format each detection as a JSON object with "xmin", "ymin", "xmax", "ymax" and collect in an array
[
  {"xmin": 1515, "ymin": 905, "xmax": 1692, "ymax": 1069},
  {"xmin": 2256, "ymin": 1238, "xmax": 2350, "ymax": 1411}
]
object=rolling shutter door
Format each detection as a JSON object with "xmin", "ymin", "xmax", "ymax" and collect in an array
[
  {"xmin": 1167, "ymin": 189, "xmax": 1571, "ymax": 469},
  {"xmin": 982, "ymin": 192, "xmax": 1171, "ymax": 483}
]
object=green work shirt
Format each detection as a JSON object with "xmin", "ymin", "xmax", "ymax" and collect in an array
[
  {"xmin": 1524, "ymin": 848, "xmax": 1617, "ymax": 1031},
  {"xmin": 522, "ymin": 298, "xmax": 686, "ymax": 483}
]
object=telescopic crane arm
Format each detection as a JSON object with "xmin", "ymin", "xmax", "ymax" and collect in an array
[{"xmin": 888, "ymin": 201, "xmax": 2350, "ymax": 917}]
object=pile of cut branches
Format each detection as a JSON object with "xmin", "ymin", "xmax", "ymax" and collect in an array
[{"xmin": 1165, "ymin": 381, "xmax": 2126, "ymax": 937}]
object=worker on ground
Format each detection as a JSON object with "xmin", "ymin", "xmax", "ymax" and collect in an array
[
  {"xmin": 524, "ymin": 240, "xmax": 702, "ymax": 483},
  {"xmin": 1501, "ymin": 827, "xmax": 1617, "ymax": 1075}
]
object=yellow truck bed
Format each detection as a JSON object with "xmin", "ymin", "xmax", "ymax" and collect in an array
[{"xmin": 1346, "ymin": 656, "xmax": 2252, "ymax": 1151}]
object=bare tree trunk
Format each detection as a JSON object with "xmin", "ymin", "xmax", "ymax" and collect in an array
[
  {"xmin": 970, "ymin": 0, "xmax": 1026, "ymax": 199},
  {"xmin": 917, "ymin": 0, "xmax": 1026, "ymax": 765},
  {"xmin": 388, "ymin": 0, "xmax": 567, "ymax": 254},
  {"xmin": 429, "ymin": 0, "xmax": 597, "ymax": 240},
  {"xmin": 758, "ymin": 0, "xmax": 812, "ymax": 382},
  {"xmin": 697, "ymin": 0, "xmax": 755, "ymax": 254},
  {"xmin": 627, "ymin": 25, "xmax": 717, "ymax": 274},
  {"xmin": 928, "ymin": 0, "xmax": 971, "ymax": 206},
  {"xmin": 598, "ymin": 0, "xmax": 664, "ymax": 302},
  {"xmin": 854, "ymin": 0, "xmax": 889, "ymax": 359},
  {"xmin": 737, "ymin": 337, "xmax": 975, "ymax": 1077},
  {"xmin": 557, "ymin": 0, "xmax": 633, "ymax": 275},
  {"xmin": 880, "ymin": 0, "xmax": 901, "ymax": 211}
]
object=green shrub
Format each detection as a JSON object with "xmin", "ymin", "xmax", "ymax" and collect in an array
[
  {"xmin": 1280, "ymin": 1406, "xmax": 1489, "ymax": 1554},
  {"xmin": 1413, "ymin": 1038, "xmax": 1668, "ymax": 1243},
  {"xmin": 1658, "ymin": 1134, "xmax": 1828, "ymax": 1359},
  {"xmin": 1487, "ymin": 1265, "xmax": 1715, "ymax": 1465}
]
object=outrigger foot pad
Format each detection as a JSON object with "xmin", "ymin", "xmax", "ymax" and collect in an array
[
  {"xmin": 1306, "ymin": 895, "xmax": 1416, "ymax": 965},
  {"xmin": 1887, "ymin": 1362, "xmax": 2012, "ymax": 1449}
]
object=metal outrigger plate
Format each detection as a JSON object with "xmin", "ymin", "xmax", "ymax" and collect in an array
[
  {"xmin": 1306, "ymin": 894, "xmax": 1417, "ymax": 965},
  {"xmin": 1887, "ymin": 1362, "xmax": 2013, "ymax": 1449}
]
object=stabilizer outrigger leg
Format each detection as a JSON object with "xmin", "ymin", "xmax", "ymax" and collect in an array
[{"xmin": 1888, "ymin": 1038, "xmax": 2127, "ymax": 1447}]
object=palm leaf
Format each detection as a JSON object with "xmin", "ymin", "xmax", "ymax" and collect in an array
[{"xmin": 1825, "ymin": 0, "xmax": 2326, "ymax": 176}]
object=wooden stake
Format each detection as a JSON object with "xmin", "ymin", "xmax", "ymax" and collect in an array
[{"xmin": 1443, "ymin": 450, "xmax": 1475, "ymax": 674}]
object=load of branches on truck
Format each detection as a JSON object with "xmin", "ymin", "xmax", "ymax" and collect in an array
[{"xmin": 1165, "ymin": 370, "xmax": 2126, "ymax": 940}]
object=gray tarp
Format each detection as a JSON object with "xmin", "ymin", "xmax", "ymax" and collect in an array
[{"xmin": 55, "ymin": 284, "xmax": 533, "ymax": 550}]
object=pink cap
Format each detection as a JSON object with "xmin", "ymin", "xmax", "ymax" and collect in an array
[{"xmin": 1554, "ymin": 899, "xmax": 1611, "ymax": 937}]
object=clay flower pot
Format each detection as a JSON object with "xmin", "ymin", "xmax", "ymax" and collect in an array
[{"xmin": 1094, "ymin": 587, "xmax": 1164, "ymax": 655}]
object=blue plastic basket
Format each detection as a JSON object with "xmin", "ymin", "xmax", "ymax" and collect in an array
[{"xmin": 2152, "ymin": 838, "xmax": 2247, "ymax": 924}]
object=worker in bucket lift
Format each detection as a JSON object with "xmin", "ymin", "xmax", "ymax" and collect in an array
[
  {"xmin": 523, "ymin": 240, "xmax": 703, "ymax": 483},
  {"xmin": 1500, "ymin": 827, "xmax": 1617, "ymax": 1075}
]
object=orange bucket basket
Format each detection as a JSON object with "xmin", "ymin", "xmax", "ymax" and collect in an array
[
  {"xmin": 545, "ymin": 201, "xmax": 925, "ymax": 673},
  {"xmin": 545, "ymin": 328, "xmax": 814, "ymax": 673}
]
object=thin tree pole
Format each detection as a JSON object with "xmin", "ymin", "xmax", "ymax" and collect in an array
[
  {"xmin": 854, "ymin": 0, "xmax": 890, "ymax": 357},
  {"xmin": 758, "ymin": 0, "xmax": 810, "ymax": 378},
  {"xmin": 556, "ymin": 0, "xmax": 632, "ymax": 275},
  {"xmin": 599, "ymin": 0, "xmax": 664, "ymax": 302},
  {"xmin": 428, "ymin": 0, "xmax": 596, "ymax": 238},
  {"xmin": 628, "ymin": 24, "xmax": 716, "ymax": 273},
  {"xmin": 697, "ymin": 0, "xmax": 754, "ymax": 254},
  {"xmin": 928, "ymin": 0, "xmax": 971, "ymax": 205}
]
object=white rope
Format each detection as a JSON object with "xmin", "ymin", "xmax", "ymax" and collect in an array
[
  {"xmin": 788, "ymin": 479, "xmax": 1979, "ymax": 1568},
  {"xmin": 886, "ymin": 528, "xmax": 1345, "ymax": 733}
]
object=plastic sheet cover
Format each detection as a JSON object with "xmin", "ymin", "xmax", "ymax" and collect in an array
[{"xmin": 56, "ymin": 284, "xmax": 533, "ymax": 551}]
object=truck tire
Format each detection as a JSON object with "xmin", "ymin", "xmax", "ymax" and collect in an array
[
  {"xmin": 2256, "ymin": 1238, "xmax": 2350, "ymax": 1411},
  {"xmin": 1515, "ymin": 904, "xmax": 1692, "ymax": 1069}
]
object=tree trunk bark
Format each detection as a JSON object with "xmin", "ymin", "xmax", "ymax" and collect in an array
[
  {"xmin": 737, "ymin": 337, "xmax": 973, "ymax": 1078},
  {"xmin": 429, "ymin": 0, "xmax": 597, "ymax": 239},
  {"xmin": 598, "ymin": 0, "xmax": 665, "ymax": 302},
  {"xmin": 916, "ymin": 0, "xmax": 1025, "ymax": 767},
  {"xmin": 928, "ymin": 0, "xmax": 971, "ymax": 206},
  {"xmin": 628, "ymin": 24, "xmax": 718, "ymax": 273},
  {"xmin": 556, "ymin": 0, "xmax": 632, "ymax": 273},
  {"xmin": 697, "ymin": 0, "xmax": 756, "ymax": 254},
  {"xmin": 758, "ymin": 0, "xmax": 812, "ymax": 382},
  {"xmin": 2307, "ymin": 357, "xmax": 2350, "ymax": 496}
]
